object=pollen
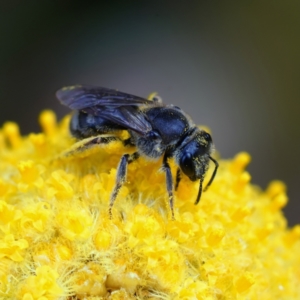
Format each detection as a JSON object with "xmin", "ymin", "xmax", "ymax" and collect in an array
[{"xmin": 0, "ymin": 110, "xmax": 299, "ymax": 299}]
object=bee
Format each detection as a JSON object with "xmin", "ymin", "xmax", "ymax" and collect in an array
[{"xmin": 56, "ymin": 85, "xmax": 218, "ymax": 218}]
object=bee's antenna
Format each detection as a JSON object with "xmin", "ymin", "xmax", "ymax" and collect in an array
[
  {"xmin": 204, "ymin": 156, "xmax": 219, "ymax": 192},
  {"xmin": 194, "ymin": 177, "xmax": 204, "ymax": 205}
]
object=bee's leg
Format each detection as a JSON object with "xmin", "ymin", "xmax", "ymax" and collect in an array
[
  {"xmin": 175, "ymin": 168, "xmax": 181, "ymax": 191},
  {"xmin": 61, "ymin": 136, "xmax": 120, "ymax": 158},
  {"xmin": 109, "ymin": 152, "xmax": 140, "ymax": 218},
  {"xmin": 163, "ymin": 154, "xmax": 175, "ymax": 220},
  {"xmin": 123, "ymin": 137, "xmax": 135, "ymax": 147}
]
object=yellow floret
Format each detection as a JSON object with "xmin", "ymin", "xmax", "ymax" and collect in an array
[
  {"xmin": 17, "ymin": 265, "xmax": 64, "ymax": 299},
  {"xmin": 0, "ymin": 111, "xmax": 299, "ymax": 299}
]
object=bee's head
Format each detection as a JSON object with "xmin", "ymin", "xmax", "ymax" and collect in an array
[{"xmin": 178, "ymin": 130, "xmax": 213, "ymax": 181}]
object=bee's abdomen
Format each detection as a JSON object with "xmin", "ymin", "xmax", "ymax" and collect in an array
[{"xmin": 70, "ymin": 111, "xmax": 125, "ymax": 139}]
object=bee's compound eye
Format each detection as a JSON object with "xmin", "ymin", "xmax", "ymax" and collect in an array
[{"xmin": 179, "ymin": 152, "xmax": 196, "ymax": 180}]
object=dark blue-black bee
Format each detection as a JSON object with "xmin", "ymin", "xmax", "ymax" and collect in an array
[{"xmin": 56, "ymin": 85, "xmax": 218, "ymax": 218}]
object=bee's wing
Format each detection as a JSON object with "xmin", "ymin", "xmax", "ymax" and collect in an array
[
  {"xmin": 56, "ymin": 85, "xmax": 154, "ymax": 135},
  {"xmin": 56, "ymin": 85, "xmax": 154, "ymax": 110},
  {"xmin": 95, "ymin": 106, "xmax": 152, "ymax": 135}
]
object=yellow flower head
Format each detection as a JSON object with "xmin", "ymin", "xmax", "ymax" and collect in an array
[{"xmin": 0, "ymin": 110, "xmax": 299, "ymax": 299}]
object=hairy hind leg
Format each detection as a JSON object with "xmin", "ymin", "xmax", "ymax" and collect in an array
[{"xmin": 59, "ymin": 135, "xmax": 121, "ymax": 159}]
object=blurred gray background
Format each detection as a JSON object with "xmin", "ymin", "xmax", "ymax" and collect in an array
[{"xmin": 0, "ymin": 1, "xmax": 299, "ymax": 225}]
